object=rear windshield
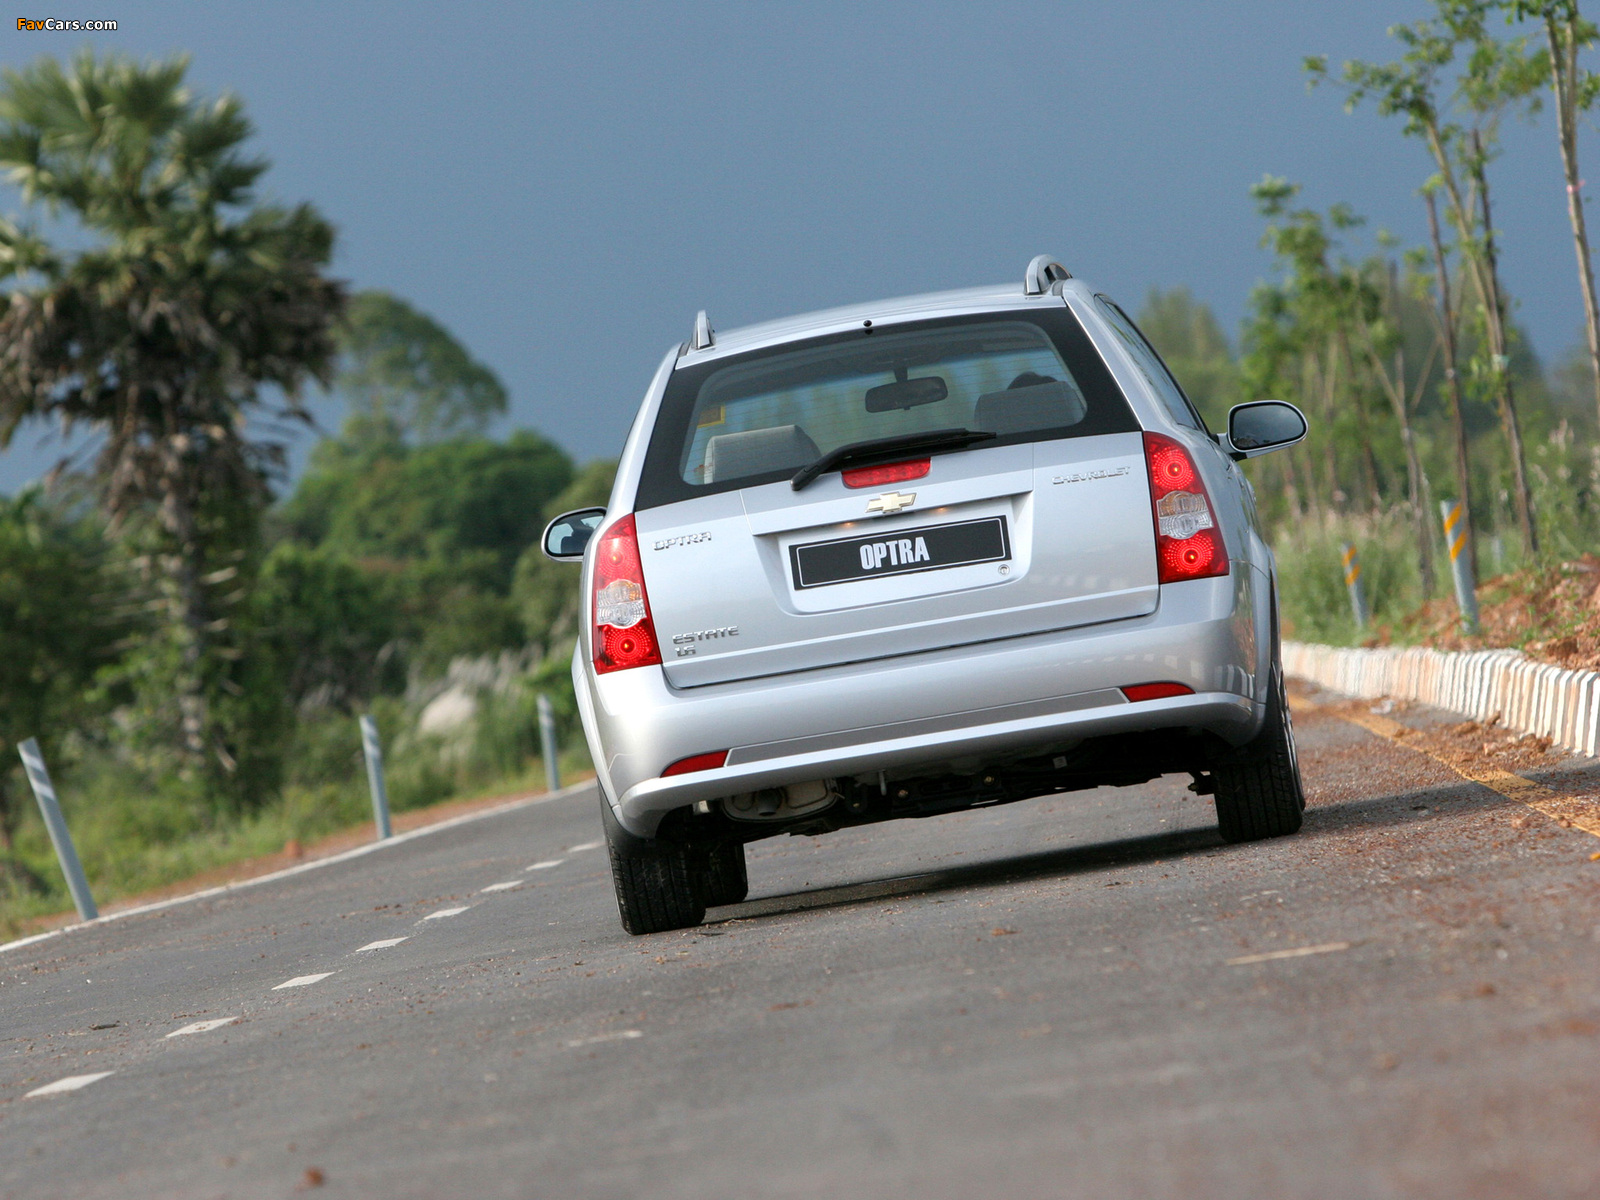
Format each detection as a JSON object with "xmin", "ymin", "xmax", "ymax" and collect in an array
[{"xmin": 635, "ymin": 306, "xmax": 1137, "ymax": 509}]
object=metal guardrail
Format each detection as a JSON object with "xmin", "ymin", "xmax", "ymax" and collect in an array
[{"xmin": 1284, "ymin": 640, "xmax": 1600, "ymax": 758}]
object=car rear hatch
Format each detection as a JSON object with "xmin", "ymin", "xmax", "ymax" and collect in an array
[
  {"xmin": 628, "ymin": 305, "xmax": 1157, "ymax": 688},
  {"xmin": 637, "ymin": 432, "xmax": 1156, "ymax": 687}
]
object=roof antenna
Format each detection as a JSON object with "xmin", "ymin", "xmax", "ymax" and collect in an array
[
  {"xmin": 1024, "ymin": 254, "xmax": 1072, "ymax": 296},
  {"xmin": 691, "ymin": 310, "xmax": 715, "ymax": 350}
]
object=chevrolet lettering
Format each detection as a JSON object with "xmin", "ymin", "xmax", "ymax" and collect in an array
[
  {"xmin": 542, "ymin": 254, "xmax": 1310, "ymax": 934},
  {"xmin": 1053, "ymin": 465, "xmax": 1131, "ymax": 485}
]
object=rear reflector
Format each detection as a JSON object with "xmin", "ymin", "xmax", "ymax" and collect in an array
[
  {"xmin": 1121, "ymin": 682, "xmax": 1195, "ymax": 702},
  {"xmin": 662, "ymin": 750, "xmax": 729, "ymax": 777},
  {"xmin": 842, "ymin": 458, "xmax": 931, "ymax": 489},
  {"xmin": 1142, "ymin": 432, "xmax": 1228, "ymax": 583}
]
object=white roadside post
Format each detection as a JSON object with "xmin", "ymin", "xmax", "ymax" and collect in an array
[
  {"xmin": 359, "ymin": 715, "xmax": 392, "ymax": 840},
  {"xmin": 1439, "ymin": 499, "xmax": 1480, "ymax": 634},
  {"xmin": 536, "ymin": 694, "xmax": 560, "ymax": 795},
  {"xmin": 1340, "ymin": 543, "xmax": 1369, "ymax": 630},
  {"xmin": 17, "ymin": 738, "xmax": 97, "ymax": 921}
]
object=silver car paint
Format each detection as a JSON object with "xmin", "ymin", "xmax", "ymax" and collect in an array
[
  {"xmin": 639, "ymin": 433, "xmax": 1160, "ymax": 689},
  {"xmin": 579, "ymin": 278, "xmax": 1276, "ymax": 838},
  {"xmin": 1066, "ymin": 288, "xmax": 1277, "ymax": 586},
  {"xmin": 577, "ymin": 572, "xmax": 1264, "ymax": 836},
  {"xmin": 1068, "ymin": 293, "xmax": 1266, "ymax": 561}
]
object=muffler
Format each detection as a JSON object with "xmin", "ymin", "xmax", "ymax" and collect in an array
[{"xmin": 720, "ymin": 779, "xmax": 837, "ymax": 822}]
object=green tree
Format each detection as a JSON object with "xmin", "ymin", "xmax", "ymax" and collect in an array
[
  {"xmin": 251, "ymin": 541, "xmax": 399, "ymax": 712},
  {"xmin": 1496, "ymin": 2, "xmax": 1600, "ymax": 427},
  {"xmin": 0, "ymin": 491, "xmax": 120, "ymax": 853},
  {"xmin": 284, "ymin": 431, "xmax": 572, "ymax": 589},
  {"xmin": 1312, "ymin": 2, "xmax": 1544, "ymax": 554},
  {"xmin": 1361, "ymin": 246, "xmax": 1444, "ymax": 595},
  {"xmin": 1243, "ymin": 178, "xmax": 1389, "ymax": 517},
  {"xmin": 512, "ymin": 458, "xmax": 616, "ymax": 658},
  {"xmin": 282, "ymin": 429, "xmax": 574, "ymax": 674},
  {"xmin": 1241, "ymin": 178, "xmax": 1453, "ymax": 597},
  {"xmin": 334, "ymin": 290, "xmax": 508, "ymax": 445},
  {"xmin": 1134, "ymin": 287, "xmax": 1238, "ymax": 427},
  {"xmin": 1417, "ymin": 186, "xmax": 1484, "ymax": 581},
  {"xmin": 0, "ymin": 51, "xmax": 346, "ymax": 781}
]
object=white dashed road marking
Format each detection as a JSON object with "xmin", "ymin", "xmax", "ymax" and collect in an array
[
  {"xmin": 165, "ymin": 1018, "xmax": 239, "ymax": 1038},
  {"xmin": 26, "ymin": 1072, "xmax": 114, "ymax": 1097},
  {"xmin": 423, "ymin": 906, "xmax": 469, "ymax": 920},
  {"xmin": 273, "ymin": 972, "xmax": 335, "ymax": 990},
  {"xmin": 566, "ymin": 1030, "xmax": 643, "ymax": 1048},
  {"xmin": 479, "ymin": 881, "xmax": 522, "ymax": 893},
  {"xmin": 525, "ymin": 860, "xmax": 564, "ymax": 872},
  {"xmin": 1226, "ymin": 942, "xmax": 1351, "ymax": 966},
  {"xmin": 355, "ymin": 937, "xmax": 409, "ymax": 952},
  {"xmin": 1, "ymin": 780, "xmax": 593, "ymax": 959},
  {"xmin": 567, "ymin": 841, "xmax": 602, "ymax": 853}
]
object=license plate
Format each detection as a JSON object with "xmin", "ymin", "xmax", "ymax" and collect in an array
[{"xmin": 789, "ymin": 517, "xmax": 1011, "ymax": 589}]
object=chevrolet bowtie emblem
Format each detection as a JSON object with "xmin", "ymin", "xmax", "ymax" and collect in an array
[{"xmin": 866, "ymin": 491, "xmax": 917, "ymax": 515}]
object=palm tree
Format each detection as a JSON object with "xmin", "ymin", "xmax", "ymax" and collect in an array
[{"xmin": 0, "ymin": 51, "xmax": 346, "ymax": 773}]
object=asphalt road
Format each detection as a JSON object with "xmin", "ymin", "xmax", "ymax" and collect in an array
[{"xmin": 2, "ymin": 690, "xmax": 1598, "ymax": 1199}]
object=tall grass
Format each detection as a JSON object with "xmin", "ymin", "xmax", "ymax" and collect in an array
[
  {"xmin": 1525, "ymin": 422, "xmax": 1600, "ymax": 564},
  {"xmin": 1267, "ymin": 462, "xmax": 1600, "ymax": 649},
  {"xmin": 1271, "ymin": 510, "xmax": 1437, "ymax": 646}
]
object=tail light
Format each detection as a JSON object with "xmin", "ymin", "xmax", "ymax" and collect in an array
[
  {"xmin": 592, "ymin": 514, "xmax": 663, "ymax": 674},
  {"xmin": 1143, "ymin": 432, "xmax": 1228, "ymax": 583}
]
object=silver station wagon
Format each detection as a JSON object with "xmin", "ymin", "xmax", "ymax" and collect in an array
[{"xmin": 544, "ymin": 256, "xmax": 1309, "ymax": 934}]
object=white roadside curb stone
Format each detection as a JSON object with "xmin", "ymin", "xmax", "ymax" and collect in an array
[{"xmin": 1284, "ymin": 640, "xmax": 1600, "ymax": 758}]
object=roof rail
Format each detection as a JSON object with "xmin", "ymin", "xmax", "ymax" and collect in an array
[
  {"xmin": 691, "ymin": 310, "xmax": 715, "ymax": 351},
  {"xmin": 1024, "ymin": 254, "xmax": 1072, "ymax": 296}
]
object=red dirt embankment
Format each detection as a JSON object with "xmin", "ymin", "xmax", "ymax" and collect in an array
[{"xmin": 1382, "ymin": 556, "xmax": 1600, "ymax": 670}]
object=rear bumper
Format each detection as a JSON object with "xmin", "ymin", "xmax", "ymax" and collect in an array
[{"xmin": 576, "ymin": 571, "xmax": 1265, "ymax": 837}]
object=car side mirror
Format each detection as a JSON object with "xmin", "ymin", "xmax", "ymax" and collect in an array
[
  {"xmin": 541, "ymin": 507, "xmax": 607, "ymax": 561},
  {"xmin": 1221, "ymin": 401, "xmax": 1307, "ymax": 460}
]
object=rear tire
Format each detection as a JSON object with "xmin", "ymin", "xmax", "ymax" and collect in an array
[
  {"xmin": 699, "ymin": 841, "xmax": 748, "ymax": 907},
  {"xmin": 606, "ymin": 826, "xmax": 706, "ymax": 935},
  {"xmin": 1213, "ymin": 660, "xmax": 1305, "ymax": 843}
]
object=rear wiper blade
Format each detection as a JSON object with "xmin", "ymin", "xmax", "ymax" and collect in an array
[{"xmin": 790, "ymin": 428, "xmax": 997, "ymax": 491}]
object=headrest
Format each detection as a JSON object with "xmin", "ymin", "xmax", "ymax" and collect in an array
[
  {"xmin": 972, "ymin": 379, "xmax": 1087, "ymax": 436},
  {"xmin": 704, "ymin": 424, "xmax": 821, "ymax": 483}
]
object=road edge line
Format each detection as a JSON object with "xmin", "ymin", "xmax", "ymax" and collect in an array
[
  {"xmin": 1328, "ymin": 704, "xmax": 1600, "ymax": 840},
  {"xmin": 0, "ymin": 780, "xmax": 597, "ymax": 956}
]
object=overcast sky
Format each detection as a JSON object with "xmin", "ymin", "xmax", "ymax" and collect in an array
[{"xmin": 0, "ymin": 1, "xmax": 1593, "ymax": 493}]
